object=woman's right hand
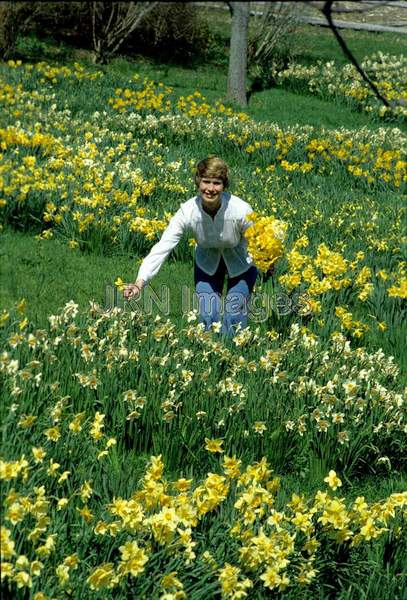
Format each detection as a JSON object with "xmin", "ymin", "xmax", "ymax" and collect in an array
[{"xmin": 123, "ymin": 279, "xmax": 145, "ymax": 301}]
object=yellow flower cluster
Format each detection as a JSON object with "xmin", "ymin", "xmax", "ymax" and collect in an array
[
  {"xmin": 6, "ymin": 59, "xmax": 103, "ymax": 82},
  {"xmin": 34, "ymin": 60, "xmax": 103, "ymax": 82},
  {"xmin": 277, "ymin": 239, "xmax": 391, "ymax": 324},
  {"xmin": 335, "ymin": 306, "xmax": 370, "ymax": 339},
  {"xmin": 177, "ymin": 93, "xmax": 249, "ymax": 120},
  {"xmin": 0, "ymin": 126, "xmax": 67, "ymax": 158},
  {"xmin": 0, "ymin": 121, "xmax": 171, "ymax": 248},
  {"xmin": 2, "ymin": 450, "xmax": 405, "ymax": 596},
  {"xmin": 109, "ymin": 77, "xmax": 173, "ymax": 113},
  {"xmin": 243, "ymin": 132, "xmax": 406, "ymax": 188},
  {"xmin": 109, "ymin": 80, "xmax": 249, "ymax": 121},
  {"xmin": 244, "ymin": 212, "xmax": 287, "ymax": 272},
  {"xmin": 388, "ymin": 277, "xmax": 407, "ymax": 299},
  {"xmin": 1, "ymin": 58, "xmax": 404, "ymax": 262},
  {"xmin": 0, "ymin": 298, "xmax": 405, "ymax": 596}
]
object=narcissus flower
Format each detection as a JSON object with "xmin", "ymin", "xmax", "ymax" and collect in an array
[
  {"xmin": 204, "ymin": 438, "xmax": 224, "ymax": 453},
  {"xmin": 244, "ymin": 213, "xmax": 287, "ymax": 272},
  {"xmin": 324, "ymin": 470, "xmax": 342, "ymax": 491}
]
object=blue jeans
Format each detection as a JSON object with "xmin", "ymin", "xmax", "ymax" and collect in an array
[{"xmin": 194, "ymin": 257, "xmax": 258, "ymax": 336}]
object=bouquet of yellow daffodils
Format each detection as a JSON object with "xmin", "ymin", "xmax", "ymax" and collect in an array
[{"xmin": 244, "ymin": 212, "xmax": 287, "ymax": 273}]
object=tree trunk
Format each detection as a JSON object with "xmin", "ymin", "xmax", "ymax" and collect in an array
[{"xmin": 227, "ymin": 1, "xmax": 249, "ymax": 107}]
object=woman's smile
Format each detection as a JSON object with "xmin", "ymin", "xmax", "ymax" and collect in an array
[{"xmin": 199, "ymin": 177, "xmax": 224, "ymax": 213}]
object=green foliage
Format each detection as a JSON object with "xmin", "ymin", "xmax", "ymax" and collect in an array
[
  {"xmin": 0, "ymin": 1, "xmax": 40, "ymax": 60},
  {"xmin": 289, "ymin": 25, "xmax": 407, "ymax": 67},
  {"xmin": 125, "ymin": 2, "xmax": 211, "ymax": 65},
  {"xmin": 14, "ymin": 33, "xmax": 74, "ymax": 62},
  {"xmin": 0, "ymin": 27, "xmax": 406, "ymax": 598},
  {"xmin": 10, "ymin": 2, "xmax": 214, "ymax": 67}
]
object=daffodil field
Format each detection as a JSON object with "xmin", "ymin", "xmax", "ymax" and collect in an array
[
  {"xmin": 275, "ymin": 52, "xmax": 407, "ymax": 120},
  {"xmin": 1, "ymin": 42, "xmax": 406, "ymax": 600}
]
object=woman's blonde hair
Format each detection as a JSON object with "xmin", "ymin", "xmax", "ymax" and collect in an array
[{"xmin": 194, "ymin": 156, "xmax": 230, "ymax": 188}]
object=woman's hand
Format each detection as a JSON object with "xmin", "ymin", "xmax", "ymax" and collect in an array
[
  {"xmin": 262, "ymin": 264, "xmax": 274, "ymax": 283},
  {"xmin": 123, "ymin": 279, "xmax": 145, "ymax": 301},
  {"xmin": 266, "ymin": 264, "xmax": 274, "ymax": 278}
]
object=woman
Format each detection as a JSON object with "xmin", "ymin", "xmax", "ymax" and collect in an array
[{"xmin": 123, "ymin": 156, "xmax": 258, "ymax": 336}]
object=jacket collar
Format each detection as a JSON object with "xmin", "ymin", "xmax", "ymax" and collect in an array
[{"xmin": 197, "ymin": 192, "xmax": 230, "ymax": 219}]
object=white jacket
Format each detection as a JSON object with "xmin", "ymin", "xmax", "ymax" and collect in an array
[{"xmin": 137, "ymin": 193, "xmax": 254, "ymax": 283}]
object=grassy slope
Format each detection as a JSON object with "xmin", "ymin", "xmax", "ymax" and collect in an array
[
  {"xmin": 107, "ymin": 17, "xmax": 407, "ymax": 131},
  {"xmin": 1, "ymin": 25, "xmax": 406, "ymax": 599},
  {"xmin": 15, "ymin": 12, "xmax": 407, "ymax": 132},
  {"xmin": 2, "ymin": 23, "xmax": 406, "ymax": 333},
  {"xmin": 0, "ymin": 231, "xmax": 192, "ymax": 328},
  {"xmin": 2, "ymin": 233, "xmax": 406, "ymax": 494}
]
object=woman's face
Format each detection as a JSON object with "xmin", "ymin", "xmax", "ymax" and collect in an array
[{"xmin": 198, "ymin": 176, "xmax": 225, "ymax": 211}]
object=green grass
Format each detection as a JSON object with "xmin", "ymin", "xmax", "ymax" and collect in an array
[
  {"xmin": 0, "ymin": 230, "xmax": 193, "ymax": 328},
  {"xmin": 197, "ymin": 6, "xmax": 407, "ymax": 64},
  {"xmin": 282, "ymin": 24, "xmax": 407, "ymax": 66},
  {"xmin": 1, "ymin": 24, "xmax": 406, "ymax": 600},
  {"xmin": 246, "ymin": 86, "xmax": 384, "ymax": 129}
]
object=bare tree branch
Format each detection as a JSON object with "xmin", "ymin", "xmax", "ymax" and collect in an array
[
  {"xmin": 321, "ymin": 0, "xmax": 391, "ymax": 107},
  {"xmin": 90, "ymin": 1, "xmax": 158, "ymax": 63},
  {"xmin": 249, "ymin": 2, "xmax": 299, "ymax": 64},
  {"xmin": 109, "ymin": 2, "xmax": 158, "ymax": 57},
  {"xmin": 225, "ymin": 2, "xmax": 234, "ymax": 18},
  {"xmin": 307, "ymin": 1, "xmax": 396, "ymax": 13}
]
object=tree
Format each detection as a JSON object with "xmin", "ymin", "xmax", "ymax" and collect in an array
[
  {"xmin": 320, "ymin": 0, "xmax": 391, "ymax": 108},
  {"xmin": 248, "ymin": 1, "xmax": 300, "ymax": 98},
  {"xmin": 226, "ymin": 1, "xmax": 300, "ymax": 107},
  {"xmin": 0, "ymin": 2, "xmax": 42, "ymax": 60},
  {"xmin": 89, "ymin": 1, "xmax": 158, "ymax": 64},
  {"xmin": 225, "ymin": 0, "xmax": 398, "ymax": 109},
  {"xmin": 226, "ymin": 1, "xmax": 250, "ymax": 107}
]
